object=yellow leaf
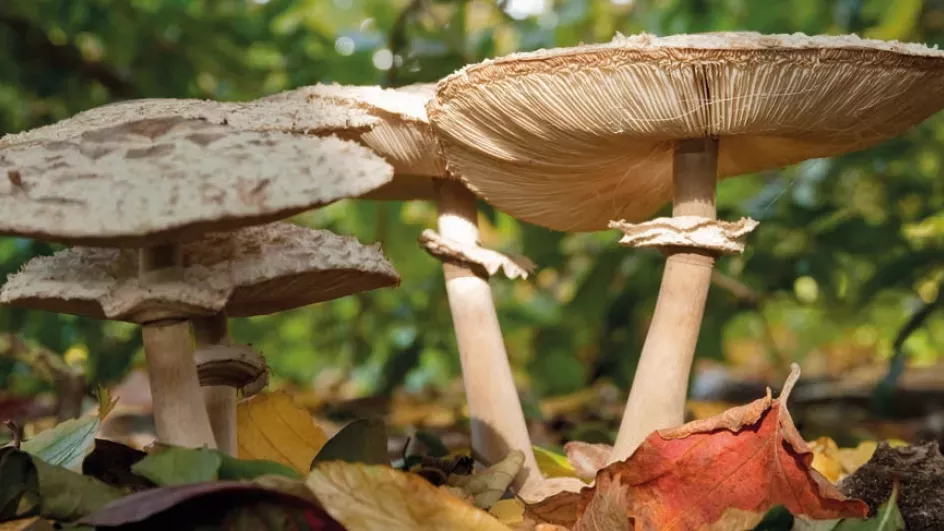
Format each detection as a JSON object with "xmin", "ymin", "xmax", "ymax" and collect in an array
[
  {"xmin": 449, "ymin": 450, "xmax": 523, "ymax": 509},
  {"xmin": 236, "ymin": 391, "xmax": 327, "ymax": 474},
  {"xmin": 533, "ymin": 446, "xmax": 580, "ymax": 479},
  {"xmin": 490, "ymin": 499, "xmax": 525, "ymax": 525},
  {"xmin": 835, "ymin": 439, "xmax": 909, "ymax": 476},
  {"xmin": 808, "ymin": 436, "xmax": 842, "ymax": 483},
  {"xmin": 307, "ymin": 462, "xmax": 511, "ymax": 531}
]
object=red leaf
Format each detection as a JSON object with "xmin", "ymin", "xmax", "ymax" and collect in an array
[{"xmin": 534, "ymin": 365, "xmax": 870, "ymax": 530}]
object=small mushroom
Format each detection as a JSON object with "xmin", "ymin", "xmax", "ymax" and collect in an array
[
  {"xmin": 193, "ymin": 315, "xmax": 268, "ymax": 456},
  {"xmin": 262, "ymin": 83, "xmax": 540, "ymax": 489},
  {"xmin": 0, "ymin": 110, "xmax": 395, "ymax": 448},
  {"xmin": 1, "ymin": 221, "xmax": 400, "ymax": 453},
  {"xmin": 427, "ymin": 31, "xmax": 944, "ymax": 463}
]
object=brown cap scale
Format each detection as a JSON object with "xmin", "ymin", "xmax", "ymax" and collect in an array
[
  {"xmin": 0, "ymin": 111, "xmax": 395, "ymax": 449},
  {"xmin": 2, "ymin": 222, "xmax": 400, "ymax": 454},
  {"xmin": 428, "ymin": 31, "xmax": 944, "ymax": 464},
  {"xmin": 262, "ymin": 83, "xmax": 541, "ymax": 490}
]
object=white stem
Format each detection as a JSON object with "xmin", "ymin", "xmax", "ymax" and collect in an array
[
  {"xmin": 139, "ymin": 243, "xmax": 216, "ymax": 448},
  {"xmin": 435, "ymin": 180, "xmax": 540, "ymax": 491},
  {"xmin": 192, "ymin": 313, "xmax": 238, "ymax": 455}
]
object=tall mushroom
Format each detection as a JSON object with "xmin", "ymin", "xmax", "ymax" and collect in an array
[
  {"xmin": 0, "ymin": 114, "xmax": 394, "ymax": 447},
  {"xmin": 2, "ymin": 222, "xmax": 400, "ymax": 454},
  {"xmin": 261, "ymin": 83, "xmax": 540, "ymax": 489},
  {"xmin": 427, "ymin": 32, "xmax": 944, "ymax": 463}
]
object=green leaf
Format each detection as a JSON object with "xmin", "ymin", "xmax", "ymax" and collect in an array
[
  {"xmin": 130, "ymin": 447, "xmax": 221, "ymax": 486},
  {"xmin": 0, "ymin": 447, "xmax": 122, "ymax": 522},
  {"xmin": 218, "ymin": 453, "xmax": 302, "ymax": 481},
  {"xmin": 533, "ymin": 445, "xmax": 580, "ymax": 479},
  {"xmin": 311, "ymin": 418, "xmax": 389, "ymax": 467},
  {"xmin": 20, "ymin": 417, "xmax": 99, "ymax": 471}
]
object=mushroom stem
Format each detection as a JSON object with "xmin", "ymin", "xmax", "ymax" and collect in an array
[
  {"xmin": 434, "ymin": 180, "xmax": 540, "ymax": 491},
  {"xmin": 192, "ymin": 313, "xmax": 238, "ymax": 455},
  {"xmin": 139, "ymin": 244, "xmax": 217, "ymax": 449},
  {"xmin": 609, "ymin": 138, "xmax": 719, "ymax": 464}
]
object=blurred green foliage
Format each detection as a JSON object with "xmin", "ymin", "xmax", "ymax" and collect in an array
[{"xmin": 0, "ymin": 0, "xmax": 941, "ymax": 404}]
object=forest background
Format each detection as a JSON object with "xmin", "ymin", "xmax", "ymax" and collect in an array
[{"xmin": 0, "ymin": 0, "xmax": 941, "ymax": 446}]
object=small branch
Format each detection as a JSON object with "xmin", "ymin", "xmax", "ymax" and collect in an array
[
  {"xmin": 873, "ymin": 294, "xmax": 941, "ymax": 413},
  {"xmin": 711, "ymin": 270, "xmax": 762, "ymax": 307}
]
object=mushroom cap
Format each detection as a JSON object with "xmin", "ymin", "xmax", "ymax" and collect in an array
[
  {"xmin": 195, "ymin": 344, "xmax": 268, "ymax": 396},
  {"xmin": 428, "ymin": 31, "xmax": 944, "ymax": 231},
  {"xmin": 263, "ymin": 83, "xmax": 446, "ymax": 200},
  {"xmin": 0, "ymin": 117, "xmax": 394, "ymax": 246},
  {"xmin": 0, "ymin": 97, "xmax": 379, "ymax": 148},
  {"xmin": 0, "ymin": 222, "xmax": 400, "ymax": 323}
]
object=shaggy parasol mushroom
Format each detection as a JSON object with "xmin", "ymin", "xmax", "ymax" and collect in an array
[
  {"xmin": 0, "ymin": 113, "xmax": 394, "ymax": 447},
  {"xmin": 2, "ymin": 222, "xmax": 399, "ymax": 454},
  {"xmin": 427, "ymin": 31, "xmax": 944, "ymax": 463},
  {"xmin": 261, "ymin": 83, "xmax": 540, "ymax": 488}
]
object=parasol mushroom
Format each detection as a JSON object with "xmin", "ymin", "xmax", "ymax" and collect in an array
[
  {"xmin": 2, "ymin": 222, "xmax": 400, "ymax": 454},
  {"xmin": 261, "ymin": 83, "xmax": 540, "ymax": 489},
  {"xmin": 426, "ymin": 31, "xmax": 944, "ymax": 463},
  {"xmin": 0, "ymin": 112, "xmax": 394, "ymax": 447}
]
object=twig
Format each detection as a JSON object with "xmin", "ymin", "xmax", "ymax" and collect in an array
[
  {"xmin": 3, "ymin": 420, "xmax": 23, "ymax": 449},
  {"xmin": 873, "ymin": 294, "xmax": 941, "ymax": 414}
]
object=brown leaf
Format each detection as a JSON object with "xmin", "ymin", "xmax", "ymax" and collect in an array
[
  {"xmin": 78, "ymin": 480, "xmax": 342, "ymax": 529},
  {"xmin": 573, "ymin": 472, "xmax": 629, "ymax": 531},
  {"xmin": 538, "ymin": 364, "xmax": 869, "ymax": 530}
]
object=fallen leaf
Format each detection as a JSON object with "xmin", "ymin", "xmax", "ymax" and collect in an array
[
  {"xmin": 0, "ymin": 517, "xmax": 54, "ymax": 531},
  {"xmin": 564, "ymin": 442, "xmax": 610, "ymax": 481},
  {"xmin": 218, "ymin": 453, "xmax": 302, "ymax": 481},
  {"xmin": 0, "ymin": 447, "xmax": 122, "ymax": 522},
  {"xmin": 572, "ymin": 471, "xmax": 628, "ymax": 531},
  {"xmin": 537, "ymin": 364, "xmax": 869, "ymax": 530},
  {"xmin": 311, "ymin": 418, "xmax": 388, "ymax": 467},
  {"xmin": 81, "ymin": 439, "xmax": 155, "ymax": 491},
  {"xmin": 448, "ymin": 450, "xmax": 523, "ymax": 509},
  {"xmin": 131, "ymin": 446, "xmax": 222, "ymax": 486},
  {"xmin": 520, "ymin": 477, "xmax": 586, "ymax": 504},
  {"xmin": 79, "ymin": 480, "xmax": 343, "ymax": 530},
  {"xmin": 839, "ymin": 442, "xmax": 944, "ymax": 530},
  {"xmin": 237, "ymin": 391, "xmax": 328, "ymax": 474},
  {"xmin": 307, "ymin": 461, "xmax": 511, "ymax": 530},
  {"xmin": 490, "ymin": 499, "xmax": 526, "ymax": 526},
  {"xmin": 533, "ymin": 446, "xmax": 581, "ymax": 480},
  {"xmin": 19, "ymin": 392, "xmax": 115, "ymax": 471},
  {"xmin": 810, "ymin": 437, "xmax": 843, "ymax": 483},
  {"xmin": 794, "ymin": 482, "xmax": 904, "ymax": 530}
]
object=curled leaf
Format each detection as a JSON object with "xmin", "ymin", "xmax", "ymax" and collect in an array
[
  {"xmin": 448, "ymin": 450, "xmax": 523, "ymax": 509},
  {"xmin": 307, "ymin": 461, "xmax": 510, "ymax": 530}
]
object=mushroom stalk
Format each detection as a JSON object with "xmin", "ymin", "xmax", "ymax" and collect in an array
[
  {"xmin": 139, "ymin": 244, "xmax": 217, "ymax": 448},
  {"xmin": 192, "ymin": 313, "xmax": 238, "ymax": 455},
  {"xmin": 609, "ymin": 138, "xmax": 719, "ymax": 463},
  {"xmin": 434, "ymin": 181, "xmax": 539, "ymax": 491}
]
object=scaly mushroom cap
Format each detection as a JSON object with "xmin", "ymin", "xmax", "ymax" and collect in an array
[
  {"xmin": 0, "ymin": 117, "xmax": 394, "ymax": 246},
  {"xmin": 0, "ymin": 97, "xmax": 379, "ymax": 148},
  {"xmin": 0, "ymin": 222, "xmax": 400, "ymax": 323},
  {"xmin": 263, "ymin": 83, "xmax": 446, "ymax": 200},
  {"xmin": 428, "ymin": 31, "xmax": 944, "ymax": 231}
]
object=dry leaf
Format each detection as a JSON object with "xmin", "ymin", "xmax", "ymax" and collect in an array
[
  {"xmin": 236, "ymin": 391, "xmax": 327, "ymax": 474},
  {"xmin": 572, "ymin": 472, "xmax": 629, "ymax": 531},
  {"xmin": 449, "ymin": 450, "xmax": 523, "ymax": 509},
  {"xmin": 307, "ymin": 461, "xmax": 511, "ymax": 530},
  {"xmin": 564, "ymin": 442, "xmax": 610, "ymax": 481},
  {"xmin": 490, "ymin": 499, "xmax": 526, "ymax": 526},
  {"xmin": 535, "ymin": 364, "xmax": 869, "ymax": 530}
]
